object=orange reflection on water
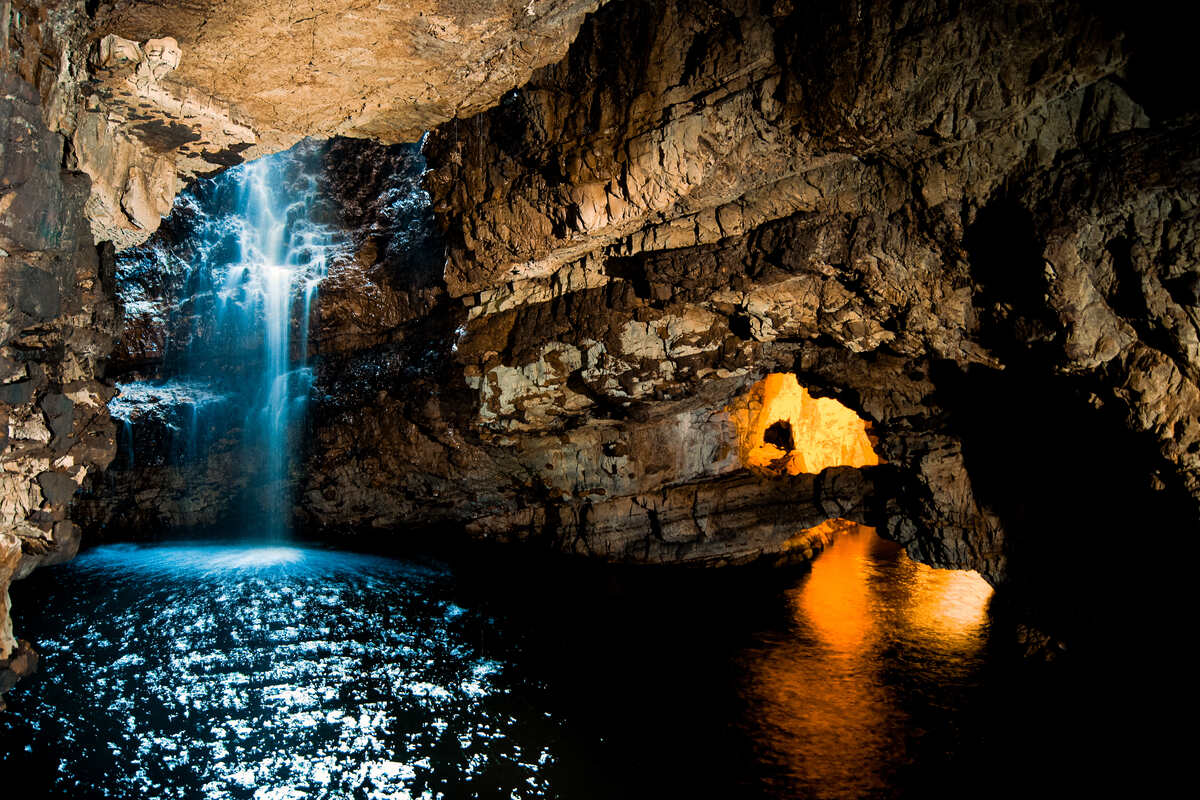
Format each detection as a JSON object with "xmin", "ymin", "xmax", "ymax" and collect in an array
[
  {"xmin": 726, "ymin": 373, "xmax": 881, "ymax": 476},
  {"xmin": 901, "ymin": 553, "xmax": 995, "ymax": 645},
  {"xmin": 742, "ymin": 524, "xmax": 994, "ymax": 797},
  {"xmin": 794, "ymin": 521, "xmax": 874, "ymax": 653},
  {"xmin": 800, "ymin": 524, "xmax": 992, "ymax": 649}
]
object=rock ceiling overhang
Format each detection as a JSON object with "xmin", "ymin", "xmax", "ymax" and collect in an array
[{"xmin": 33, "ymin": 0, "xmax": 605, "ymax": 248}]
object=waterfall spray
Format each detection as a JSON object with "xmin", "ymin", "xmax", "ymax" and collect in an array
[
  {"xmin": 223, "ymin": 153, "xmax": 331, "ymax": 537},
  {"xmin": 110, "ymin": 141, "xmax": 339, "ymax": 539}
]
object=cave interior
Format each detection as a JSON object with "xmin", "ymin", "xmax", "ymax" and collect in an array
[{"xmin": 1, "ymin": 0, "xmax": 1196, "ymax": 793}]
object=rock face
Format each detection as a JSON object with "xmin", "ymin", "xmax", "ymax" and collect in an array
[
  {"xmin": 1, "ymin": 70, "xmax": 116, "ymax": 663},
  {"xmin": 5, "ymin": 0, "xmax": 1200, "ymax": 691},
  {"xmin": 89, "ymin": 0, "xmax": 605, "ymax": 145},
  {"xmin": 5, "ymin": 0, "xmax": 604, "ymax": 250},
  {"xmin": 415, "ymin": 0, "xmax": 1200, "ymax": 634}
]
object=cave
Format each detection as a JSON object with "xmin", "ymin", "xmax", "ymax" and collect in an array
[
  {"xmin": 1, "ymin": 0, "xmax": 1193, "ymax": 795},
  {"xmin": 727, "ymin": 372, "xmax": 881, "ymax": 477},
  {"xmin": 763, "ymin": 419, "xmax": 793, "ymax": 451}
]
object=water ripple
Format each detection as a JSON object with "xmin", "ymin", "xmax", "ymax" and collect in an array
[{"xmin": 1, "ymin": 543, "xmax": 554, "ymax": 799}]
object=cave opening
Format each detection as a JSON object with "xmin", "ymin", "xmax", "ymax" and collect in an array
[
  {"xmin": 762, "ymin": 419, "xmax": 795, "ymax": 451},
  {"xmin": 720, "ymin": 371, "xmax": 890, "ymax": 569},
  {"xmin": 726, "ymin": 371, "xmax": 881, "ymax": 476}
]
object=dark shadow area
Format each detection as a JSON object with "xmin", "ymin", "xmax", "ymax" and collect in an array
[
  {"xmin": 965, "ymin": 198, "xmax": 1059, "ymax": 362},
  {"xmin": 1097, "ymin": 0, "xmax": 1200, "ymax": 123},
  {"xmin": 762, "ymin": 418, "xmax": 794, "ymax": 450},
  {"xmin": 961, "ymin": 188, "xmax": 1193, "ymax": 638},
  {"xmin": 930, "ymin": 356, "xmax": 1191, "ymax": 687}
]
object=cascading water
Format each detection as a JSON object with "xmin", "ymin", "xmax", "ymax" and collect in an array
[
  {"xmin": 218, "ymin": 150, "xmax": 331, "ymax": 538},
  {"xmin": 108, "ymin": 141, "xmax": 344, "ymax": 538}
]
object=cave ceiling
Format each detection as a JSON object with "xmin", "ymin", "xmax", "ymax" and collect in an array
[{"xmin": 7, "ymin": 0, "xmax": 603, "ymax": 248}]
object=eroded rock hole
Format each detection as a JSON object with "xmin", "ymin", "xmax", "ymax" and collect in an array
[
  {"xmin": 724, "ymin": 373, "xmax": 884, "ymax": 558},
  {"xmin": 763, "ymin": 419, "xmax": 794, "ymax": 451},
  {"xmin": 727, "ymin": 373, "xmax": 881, "ymax": 475}
]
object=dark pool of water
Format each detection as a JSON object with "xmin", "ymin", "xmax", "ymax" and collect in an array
[{"xmin": 0, "ymin": 528, "xmax": 1121, "ymax": 798}]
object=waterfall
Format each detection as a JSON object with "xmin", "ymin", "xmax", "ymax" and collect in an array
[
  {"xmin": 110, "ymin": 141, "xmax": 341, "ymax": 538},
  {"xmin": 219, "ymin": 151, "xmax": 330, "ymax": 538}
]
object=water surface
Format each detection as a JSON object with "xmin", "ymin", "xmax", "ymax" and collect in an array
[{"xmin": 0, "ymin": 528, "xmax": 1100, "ymax": 797}]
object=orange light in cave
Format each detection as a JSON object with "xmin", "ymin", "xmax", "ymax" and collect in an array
[
  {"xmin": 726, "ymin": 373, "xmax": 881, "ymax": 475},
  {"xmin": 745, "ymin": 523, "xmax": 994, "ymax": 793},
  {"xmin": 797, "ymin": 523, "xmax": 994, "ymax": 652}
]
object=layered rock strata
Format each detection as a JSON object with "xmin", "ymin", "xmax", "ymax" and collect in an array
[
  {"xmin": 1, "ymin": 69, "xmax": 116, "ymax": 665},
  {"xmin": 4, "ymin": 0, "xmax": 1199, "ymax": 686},
  {"xmin": 416, "ymin": 0, "xmax": 1200, "ymax": 635}
]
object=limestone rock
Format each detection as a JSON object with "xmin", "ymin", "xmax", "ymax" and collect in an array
[
  {"xmin": 7, "ymin": 0, "xmax": 1200, "ymax": 689},
  {"xmin": 1, "ymin": 66, "xmax": 116, "ymax": 686},
  {"xmin": 466, "ymin": 466, "xmax": 883, "ymax": 566},
  {"xmin": 416, "ymin": 0, "xmax": 1200, "ymax": 641},
  {"xmin": 7, "ymin": 0, "xmax": 605, "ymax": 250}
]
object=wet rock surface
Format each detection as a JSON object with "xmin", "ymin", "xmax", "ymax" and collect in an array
[
  {"xmin": 4, "ymin": 0, "xmax": 1200, "ymax": 688},
  {"xmin": 77, "ymin": 139, "xmax": 354, "ymax": 535},
  {"xmin": 1, "ymin": 67, "xmax": 116, "ymax": 664},
  {"xmin": 416, "ymin": 0, "xmax": 1199, "ymax": 636}
]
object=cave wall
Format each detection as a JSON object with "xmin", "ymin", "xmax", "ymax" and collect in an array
[
  {"xmin": 2, "ymin": 2, "xmax": 120, "ymax": 684},
  {"xmin": 0, "ymin": 65, "xmax": 115, "ymax": 676},
  {"xmin": 3, "ymin": 0, "xmax": 1199, "ymax": 677},
  {"xmin": 295, "ymin": 0, "xmax": 1200, "ymax": 593},
  {"xmin": 80, "ymin": 133, "xmax": 878, "ymax": 570},
  {"xmin": 413, "ymin": 0, "xmax": 1200, "ymax": 630}
]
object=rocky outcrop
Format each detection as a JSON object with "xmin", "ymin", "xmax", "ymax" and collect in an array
[
  {"xmin": 76, "ymin": 380, "xmax": 247, "ymax": 534},
  {"xmin": 0, "ymin": 640, "xmax": 37, "ymax": 711},
  {"xmin": 1, "ymin": 68, "xmax": 116, "ymax": 662},
  {"xmin": 464, "ymin": 466, "xmax": 881, "ymax": 566},
  {"xmin": 91, "ymin": 0, "xmax": 606, "ymax": 146},
  {"xmin": 6, "ymin": 0, "xmax": 605, "ymax": 250},
  {"xmin": 414, "ymin": 0, "xmax": 1200, "ymax": 637}
]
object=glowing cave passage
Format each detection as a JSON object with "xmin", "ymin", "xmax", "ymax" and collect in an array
[{"xmin": 727, "ymin": 373, "xmax": 882, "ymax": 475}]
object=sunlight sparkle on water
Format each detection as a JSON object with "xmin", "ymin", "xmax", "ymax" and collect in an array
[
  {"xmin": 206, "ymin": 546, "xmax": 305, "ymax": 569},
  {"xmin": 1, "ymin": 543, "xmax": 545, "ymax": 798}
]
